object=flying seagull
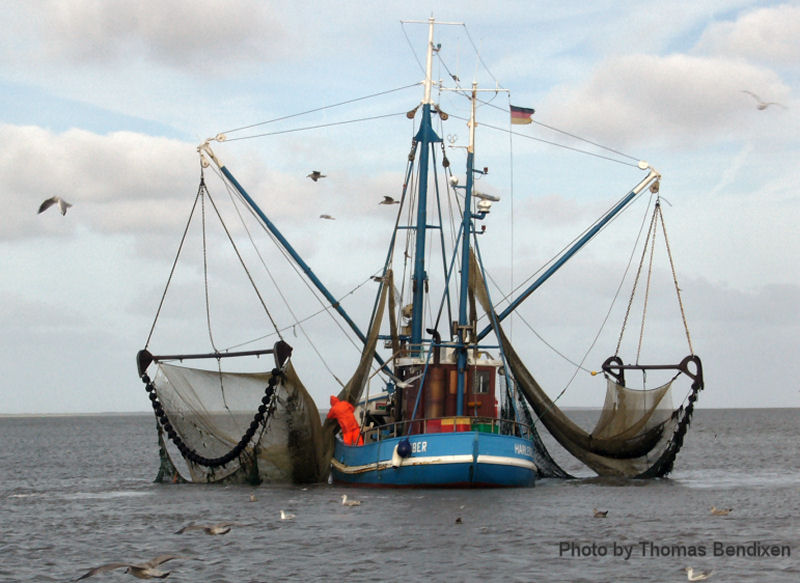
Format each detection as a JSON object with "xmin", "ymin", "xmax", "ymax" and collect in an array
[
  {"xmin": 175, "ymin": 521, "xmax": 238, "ymax": 535},
  {"xmin": 742, "ymin": 90, "xmax": 786, "ymax": 110},
  {"xmin": 684, "ymin": 566, "xmax": 713, "ymax": 581},
  {"xmin": 593, "ymin": 508, "xmax": 608, "ymax": 518},
  {"xmin": 307, "ymin": 170, "xmax": 326, "ymax": 181},
  {"xmin": 379, "ymin": 195, "xmax": 399, "ymax": 205},
  {"xmin": 710, "ymin": 506, "xmax": 732, "ymax": 516},
  {"xmin": 76, "ymin": 555, "xmax": 183, "ymax": 580},
  {"xmin": 319, "ymin": 214, "xmax": 335, "ymax": 220},
  {"xmin": 341, "ymin": 494, "xmax": 361, "ymax": 506},
  {"xmin": 38, "ymin": 196, "xmax": 72, "ymax": 215}
]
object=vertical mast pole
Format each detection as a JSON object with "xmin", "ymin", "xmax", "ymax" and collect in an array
[
  {"xmin": 409, "ymin": 16, "xmax": 439, "ymax": 352},
  {"xmin": 455, "ymin": 83, "xmax": 478, "ymax": 415}
]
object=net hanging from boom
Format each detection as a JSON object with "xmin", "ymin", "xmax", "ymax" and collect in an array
[
  {"xmin": 137, "ymin": 173, "xmax": 332, "ymax": 484},
  {"xmin": 469, "ymin": 206, "xmax": 704, "ymax": 478}
]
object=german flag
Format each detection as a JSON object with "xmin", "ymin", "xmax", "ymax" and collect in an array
[{"xmin": 510, "ymin": 105, "xmax": 535, "ymax": 125}]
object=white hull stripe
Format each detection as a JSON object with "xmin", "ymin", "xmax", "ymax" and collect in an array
[
  {"xmin": 476, "ymin": 454, "xmax": 537, "ymax": 470},
  {"xmin": 331, "ymin": 454, "xmax": 536, "ymax": 475}
]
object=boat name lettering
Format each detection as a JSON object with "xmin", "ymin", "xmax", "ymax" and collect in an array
[
  {"xmin": 411, "ymin": 441, "xmax": 428, "ymax": 453},
  {"xmin": 514, "ymin": 443, "xmax": 533, "ymax": 457}
]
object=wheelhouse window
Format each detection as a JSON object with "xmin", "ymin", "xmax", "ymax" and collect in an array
[{"xmin": 472, "ymin": 370, "xmax": 491, "ymax": 394}]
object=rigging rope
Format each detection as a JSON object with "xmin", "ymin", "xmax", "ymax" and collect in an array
[
  {"xmin": 221, "ymin": 84, "xmax": 421, "ymax": 135},
  {"xmin": 461, "ymin": 23, "xmax": 501, "ymax": 88},
  {"xmin": 145, "ymin": 175, "xmax": 202, "ymax": 348},
  {"xmin": 204, "ymin": 164, "xmax": 351, "ymax": 386},
  {"xmin": 475, "ymin": 96, "xmax": 641, "ymax": 164},
  {"xmin": 202, "ymin": 181, "xmax": 282, "ymax": 339},
  {"xmin": 451, "ymin": 114, "xmax": 639, "ymax": 168},
  {"xmin": 637, "ymin": 211, "xmax": 659, "ymax": 364},
  {"xmin": 222, "ymin": 112, "xmax": 408, "ymax": 142},
  {"xmin": 659, "ymin": 206, "xmax": 694, "ymax": 354},
  {"xmin": 400, "ymin": 22, "xmax": 426, "ymax": 74},
  {"xmin": 616, "ymin": 199, "xmax": 693, "ymax": 358},
  {"xmin": 200, "ymin": 180, "xmax": 219, "ymax": 353}
]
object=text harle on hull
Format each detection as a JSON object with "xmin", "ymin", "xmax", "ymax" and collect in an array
[{"xmin": 136, "ymin": 16, "xmax": 703, "ymax": 486}]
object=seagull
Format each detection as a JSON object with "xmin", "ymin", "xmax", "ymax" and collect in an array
[
  {"xmin": 455, "ymin": 517, "xmax": 463, "ymax": 524},
  {"xmin": 710, "ymin": 506, "xmax": 732, "ymax": 516},
  {"xmin": 249, "ymin": 493, "xmax": 256, "ymax": 502},
  {"xmin": 175, "ymin": 521, "xmax": 238, "ymax": 535},
  {"xmin": 319, "ymin": 214, "xmax": 335, "ymax": 220},
  {"xmin": 341, "ymin": 494, "xmax": 361, "ymax": 506},
  {"xmin": 38, "ymin": 196, "xmax": 72, "ymax": 215},
  {"xmin": 307, "ymin": 170, "xmax": 326, "ymax": 181},
  {"xmin": 379, "ymin": 196, "xmax": 399, "ymax": 205},
  {"xmin": 280, "ymin": 510, "xmax": 295, "ymax": 520},
  {"xmin": 76, "ymin": 555, "xmax": 183, "ymax": 580},
  {"xmin": 742, "ymin": 90, "xmax": 787, "ymax": 110},
  {"xmin": 684, "ymin": 567, "xmax": 713, "ymax": 581},
  {"xmin": 593, "ymin": 508, "xmax": 608, "ymax": 518}
]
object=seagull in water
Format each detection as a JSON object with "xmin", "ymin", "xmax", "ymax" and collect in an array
[
  {"xmin": 341, "ymin": 494, "xmax": 361, "ymax": 506},
  {"xmin": 742, "ymin": 90, "xmax": 787, "ymax": 110},
  {"xmin": 280, "ymin": 510, "xmax": 295, "ymax": 520},
  {"xmin": 307, "ymin": 170, "xmax": 326, "ymax": 182},
  {"xmin": 593, "ymin": 508, "xmax": 608, "ymax": 518},
  {"xmin": 710, "ymin": 506, "xmax": 732, "ymax": 516},
  {"xmin": 684, "ymin": 566, "xmax": 713, "ymax": 581},
  {"xmin": 38, "ymin": 196, "xmax": 72, "ymax": 215},
  {"xmin": 379, "ymin": 195, "xmax": 399, "ymax": 205},
  {"xmin": 76, "ymin": 555, "xmax": 183, "ymax": 580},
  {"xmin": 175, "ymin": 521, "xmax": 238, "ymax": 535}
]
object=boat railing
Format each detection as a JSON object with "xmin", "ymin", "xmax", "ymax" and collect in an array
[{"xmin": 361, "ymin": 416, "xmax": 534, "ymax": 444}]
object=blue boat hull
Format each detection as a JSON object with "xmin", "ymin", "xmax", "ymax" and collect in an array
[{"xmin": 331, "ymin": 431, "xmax": 537, "ymax": 487}]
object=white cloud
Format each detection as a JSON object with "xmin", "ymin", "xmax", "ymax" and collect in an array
[
  {"xmin": 542, "ymin": 53, "xmax": 792, "ymax": 149},
  {"xmin": 34, "ymin": 0, "xmax": 286, "ymax": 73},
  {"xmin": 0, "ymin": 125, "xmax": 198, "ymax": 240},
  {"xmin": 695, "ymin": 3, "xmax": 800, "ymax": 64}
]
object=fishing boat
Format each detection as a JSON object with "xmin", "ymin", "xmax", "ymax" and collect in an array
[{"xmin": 136, "ymin": 17, "xmax": 703, "ymax": 487}]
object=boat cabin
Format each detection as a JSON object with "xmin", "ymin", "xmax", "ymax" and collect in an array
[{"xmin": 359, "ymin": 348, "xmax": 502, "ymax": 439}]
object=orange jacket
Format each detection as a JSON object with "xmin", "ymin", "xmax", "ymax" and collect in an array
[{"xmin": 327, "ymin": 396, "xmax": 363, "ymax": 445}]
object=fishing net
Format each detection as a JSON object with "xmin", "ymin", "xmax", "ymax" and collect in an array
[
  {"xmin": 320, "ymin": 269, "xmax": 392, "ymax": 462},
  {"xmin": 469, "ymin": 250, "xmax": 702, "ymax": 478},
  {"xmin": 140, "ymin": 350, "xmax": 329, "ymax": 485},
  {"xmin": 502, "ymin": 382, "xmax": 573, "ymax": 479}
]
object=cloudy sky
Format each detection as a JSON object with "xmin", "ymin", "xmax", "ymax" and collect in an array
[{"xmin": 1, "ymin": 1, "xmax": 798, "ymax": 414}]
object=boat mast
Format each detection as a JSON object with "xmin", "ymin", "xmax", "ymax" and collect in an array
[
  {"xmin": 454, "ymin": 83, "xmax": 480, "ymax": 415},
  {"xmin": 409, "ymin": 16, "xmax": 442, "ymax": 352}
]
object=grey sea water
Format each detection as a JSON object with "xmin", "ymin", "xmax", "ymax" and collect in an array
[{"xmin": 1, "ymin": 409, "xmax": 797, "ymax": 582}]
